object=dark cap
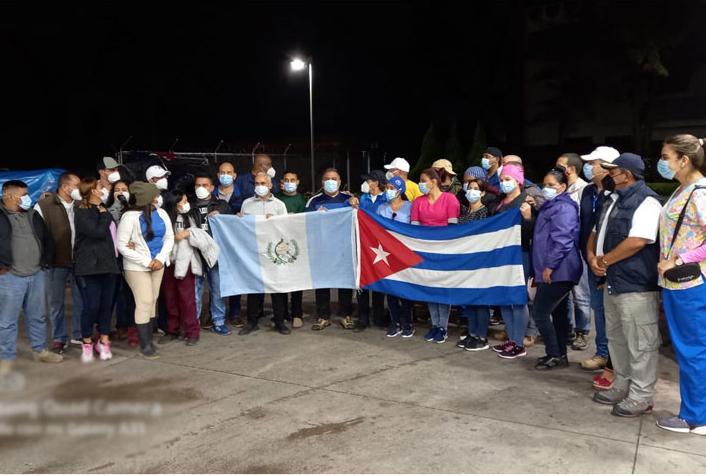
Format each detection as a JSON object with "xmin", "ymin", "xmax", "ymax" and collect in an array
[
  {"xmin": 129, "ymin": 181, "xmax": 160, "ymax": 208},
  {"xmin": 601, "ymin": 152, "xmax": 645, "ymax": 179},
  {"xmin": 485, "ymin": 147, "xmax": 503, "ymax": 158},
  {"xmin": 361, "ymin": 169, "xmax": 387, "ymax": 186}
]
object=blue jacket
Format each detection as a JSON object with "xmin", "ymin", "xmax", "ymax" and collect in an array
[
  {"xmin": 359, "ymin": 192, "xmax": 387, "ymax": 213},
  {"xmin": 235, "ymin": 172, "xmax": 279, "ymax": 201},
  {"xmin": 305, "ymin": 192, "xmax": 351, "ymax": 212},
  {"xmin": 531, "ymin": 193, "xmax": 582, "ymax": 284},
  {"xmin": 600, "ymin": 180, "xmax": 660, "ymax": 294},
  {"xmin": 212, "ymin": 185, "xmax": 243, "ymax": 214}
]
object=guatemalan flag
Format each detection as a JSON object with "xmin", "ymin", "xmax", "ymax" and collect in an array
[
  {"xmin": 357, "ymin": 209, "xmax": 528, "ymax": 305},
  {"xmin": 210, "ymin": 208, "xmax": 356, "ymax": 296}
]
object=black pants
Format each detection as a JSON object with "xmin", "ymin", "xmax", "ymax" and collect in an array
[
  {"xmin": 114, "ymin": 276, "xmax": 136, "ymax": 329},
  {"xmin": 289, "ymin": 291, "xmax": 303, "ymax": 319},
  {"xmin": 77, "ymin": 274, "xmax": 119, "ymax": 338},
  {"xmin": 315, "ymin": 288, "xmax": 353, "ymax": 319},
  {"xmin": 387, "ymin": 295, "xmax": 412, "ymax": 330},
  {"xmin": 357, "ymin": 289, "xmax": 386, "ymax": 326},
  {"xmin": 533, "ymin": 281, "xmax": 573, "ymax": 358},
  {"xmin": 247, "ymin": 293, "xmax": 287, "ymax": 326}
]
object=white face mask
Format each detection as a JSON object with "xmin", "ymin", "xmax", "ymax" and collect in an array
[
  {"xmin": 178, "ymin": 202, "xmax": 191, "ymax": 214},
  {"xmin": 195, "ymin": 186, "xmax": 210, "ymax": 200},
  {"xmin": 155, "ymin": 195, "xmax": 163, "ymax": 208},
  {"xmin": 70, "ymin": 188, "xmax": 83, "ymax": 202},
  {"xmin": 155, "ymin": 178, "xmax": 168, "ymax": 190},
  {"xmin": 266, "ymin": 167, "xmax": 276, "ymax": 179},
  {"xmin": 107, "ymin": 171, "xmax": 120, "ymax": 184},
  {"xmin": 255, "ymin": 185, "xmax": 270, "ymax": 197},
  {"xmin": 361, "ymin": 182, "xmax": 370, "ymax": 194},
  {"xmin": 100, "ymin": 188, "xmax": 110, "ymax": 204},
  {"xmin": 385, "ymin": 171, "xmax": 394, "ymax": 181}
]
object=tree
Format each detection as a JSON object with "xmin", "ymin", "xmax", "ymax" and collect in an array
[
  {"xmin": 411, "ymin": 122, "xmax": 443, "ymax": 179},
  {"xmin": 464, "ymin": 122, "xmax": 487, "ymax": 169}
]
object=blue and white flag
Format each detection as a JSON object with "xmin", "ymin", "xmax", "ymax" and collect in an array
[
  {"xmin": 358, "ymin": 208, "xmax": 528, "ymax": 306},
  {"xmin": 209, "ymin": 208, "xmax": 356, "ymax": 296}
]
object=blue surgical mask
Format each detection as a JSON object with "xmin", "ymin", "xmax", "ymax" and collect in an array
[
  {"xmin": 481, "ymin": 158, "xmax": 492, "ymax": 170},
  {"xmin": 419, "ymin": 182, "xmax": 430, "ymax": 195},
  {"xmin": 283, "ymin": 182, "xmax": 298, "ymax": 193},
  {"xmin": 385, "ymin": 189, "xmax": 398, "ymax": 201},
  {"xmin": 323, "ymin": 180, "xmax": 339, "ymax": 194},
  {"xmin": 255, "ymin": 185, "xmax": 269, "ymax": 197},
  {"xmin": 466, "ymin": 189, "xmax": 482, "ymax": 203},
  {"xmin": 19, "ymin": 194, "xmax": 32, "ymax": 210},
  {"xmin": 657, "ymin": 159, "xmax": 676, "ymax": 180},
  {"xmin": 499, "ymin": 180, "xmax": 516, "ymax": 194},
  {"xmin": 583, "ymin": 163, "xmax": 594, "ymax": 181},
  {"xmin": 219, "ymin": 174, "xmax": 234, "ymax": 186},
  {"xmin": 542, "ymin": 187, "xmax": 558, "ymax": 200}
]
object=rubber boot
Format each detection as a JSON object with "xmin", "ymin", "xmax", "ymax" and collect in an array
[{"xmin": 137, "ymin": 323, "xmax": 159, "ymax": 359}]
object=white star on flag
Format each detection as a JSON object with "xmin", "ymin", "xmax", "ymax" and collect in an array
[{"xmin": 370, "ymin": 243, "xmax": 391, "ymax": 266}]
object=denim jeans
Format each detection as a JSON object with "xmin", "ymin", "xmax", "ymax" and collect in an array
[
  {"xmin": 428, "ymin": 302, "xmax": 450, "ymax": 329},
  {"xmin": 47, "ymin": 267, "xmax": 83, "ymax": 342},
  {"xmin": 0, "ymin": 271, "xmax": 49, "ymax": 359},
  {"xmin": 462, "ymin": 306, "xmax": 490, "ymax": 337},
  {"xmin": 195, "ymin": 266, "xmax": 226, "ymax": 327},
  {"xmin": 500, "ymin": 304, "xmax": 529, "ymax": 345},
  {"xmin": 387, "ymin": 295, "xmax": 412, "ymax": 331},
  {"xmin": 533, "ymin": 281, "xmax": 573, "ymax": 358},
  {"xmin": 568, "ymin": 262, "xmax": 592, "ymax": 334},
  {"xmin": 76, "ymin": 274, "xmax": 119, "ymax": 338},
  {"xmin": 588, "ymin": 269, "xmax": 609, "ymax": 358}
]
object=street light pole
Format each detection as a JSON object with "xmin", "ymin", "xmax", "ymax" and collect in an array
[{"xmin": 308, "ymin": 61, "xmax": 315, "ymax": 193}]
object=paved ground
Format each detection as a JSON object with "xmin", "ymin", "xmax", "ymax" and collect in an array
[{"xmin": 1, "ymin": 291, "xmax": 703, "ymax": 474}]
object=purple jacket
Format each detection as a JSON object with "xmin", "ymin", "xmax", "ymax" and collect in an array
[{"xmin": 531, "ymin": 193, "xmax": 582, "ymax": 284}]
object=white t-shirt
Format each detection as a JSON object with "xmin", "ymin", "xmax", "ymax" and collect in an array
[
  {"xmin": 594, "ymin": 193, "xmax": 662, "ymax": 256},
  {"xmin": 567, "ymin": 178, "xmax": 588, "ymax": 206}
]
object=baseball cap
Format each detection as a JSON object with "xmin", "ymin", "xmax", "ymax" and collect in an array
[
  {"xmin": 101, "ymin": 156, "xmax": 119, "ymax": 169},
  {"xmin": 601, "ymin": 152, "xmax": 645, "ymax": 179},
  {"xmin": 485, "ymin": 147, "xmax": 503, "ymax": 158},
  {"xmin": 388, "ymin": 176, "xmax": 406, "ymax": 195},
  {"xmin": 384, "ymin": 157, "xmax": 411, "ymax": 173},
  {"xmin": 145, "ymin": 165, "xmax": 171, "ymax": 182},
  {"xmin": 431, "ymin": 158, "xmax": 457, "ymax": 176},
  {"xmin": 581, "ymin": 146, "xmax": 620, "ymax": 163}
]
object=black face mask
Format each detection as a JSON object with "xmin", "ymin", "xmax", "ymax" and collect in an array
[{"xmin": 602, "ymin": 175, "xmax": 615, "ymax": 192}]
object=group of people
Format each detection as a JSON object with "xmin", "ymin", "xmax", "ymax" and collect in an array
[{"xmin": 1, "ymin": 134, "xmax": 705, "ymax": 436}]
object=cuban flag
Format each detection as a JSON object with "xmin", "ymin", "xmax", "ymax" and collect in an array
[
  {"xmin": 210, "ymin": 208, "xmax": 356, "ymax": 296},
  {"xmin": 357, "ymin": 209, "xmax": 527, "ymax": 305}
]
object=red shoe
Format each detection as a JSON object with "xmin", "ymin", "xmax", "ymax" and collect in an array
[
  {"xmin": 592, "ymin": 372, "xmax": 614, "ymax": 391},
  {"xmin": 127, "ymin": 327, "xmax": 139, "ymax": 348}
]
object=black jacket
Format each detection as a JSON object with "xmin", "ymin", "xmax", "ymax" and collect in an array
[
  {"xmin": 0, "ymin": 206, "xmax": 54, "ymax": 271},
  {"xmin": 489, "ymin": 191, "xmax": 536, "ymax": 251},
  {"xmin": 73, "ymin": 205, "xmax": 120, "ymax": 276}
]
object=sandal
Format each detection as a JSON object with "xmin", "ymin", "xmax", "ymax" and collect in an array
[
  {"xmin": 311, "ymin": 318, "xmax": 331, "ymax": 331},
  {"xmin": 339, "ymin": 316, "xmax": 356, "ymax": 330}
]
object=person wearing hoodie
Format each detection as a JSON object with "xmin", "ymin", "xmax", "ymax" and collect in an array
[
  {"xmin": 530, "ymin": 166, "xmax": 582, "ymax": 370},
  {"xmin": 117, "ymin": 182, "xmax": 174, "ymax": 359}
]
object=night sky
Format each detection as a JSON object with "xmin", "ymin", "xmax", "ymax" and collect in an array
[{"xmin": 2, "ymin": 1, "xmax": 705, "ymax": 174}]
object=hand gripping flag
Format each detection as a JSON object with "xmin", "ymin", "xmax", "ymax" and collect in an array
[{"xmin": 356, "ymin": 208, "xmax": 528, "ymax": 306}]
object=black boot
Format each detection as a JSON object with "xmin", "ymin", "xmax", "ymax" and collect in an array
[{"xmin": 137, "ymin": 323, "xmax": 159, "ymax": 359}]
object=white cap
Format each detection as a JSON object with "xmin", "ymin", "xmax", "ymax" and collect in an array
[
  {"xmin": 384, "ymin": 157, "xmax": 410, "ymax": 173},
  {"xmin": 581, "ymin": 146, "xmax": 620, "ymax": 163},
  {"xmin": 145, "ymin": 165, "xmax": 171, "ymax": 181}
]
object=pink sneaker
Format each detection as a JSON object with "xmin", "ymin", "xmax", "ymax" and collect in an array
[
  {"xmin": 81, "ymin": 343, "xmax": 95, "ymax": 363},
  {"xmin": 94, "ymin": 341, "xmax": 112, "ymax": 361}
]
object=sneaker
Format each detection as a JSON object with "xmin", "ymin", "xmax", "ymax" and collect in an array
[
  {"xmin": 424, "ymin": 326, "xmax": 439, "ymax": 342},
  {"xmin": 185, "ymin": 337, "xmax": 199, "ymax": 346},
  {"xmin": 592, "ymin": 387, "xmax": 628, "ymax": 405},
  {"xmin": 499, "ymin": 344, "xmax": 527, "ymax": 359},
  {"xmin": 581, "ymin": 355, "xmax": 608, "ymax": 371},
  {"xmin": 465, "ymin": 337, "xmax": 489, "ymax": 352},
  {"xmin": 592, "ymin": 369, "xmax": 615, "ymax": 391},
  {"xmin": 433, "ymin": 328, "xmax": 448, "ymax": 344},
  {"xmin": 612, "ymin": 398, "xmax": 653, "ymax": 418},
  {"xmin": 292, "ymin": 317, "xmax": 303, "ymax": 329},
  {"xmin": 386, "ymin": 326, "xmax": 402, "ymax": 338},
  {"xmin": 492, "ymin": 340, "xmax": 513, "ymax": 353},
  {"xmin": 32, "ymin": 349, "xmax": 64, "ymax": 364},
  {"xmin": 70, "ymin": 338, "xmax": 83, "ymax": 346},
  {"xmin": 523, "ymin": 335, "xmax": 536, "ymax": 348},
  {"xmin": 211, "ymin": 325, "xmax": 232, "ymax": 336},
  {"xmin": 534, "ymin": 355, "xmax": 569, "ymax": 370},
  {"xmin": 489, "ymin": 315, "xmax": 503, "ymax": 326},
  {"xmin": 51, "ymin": 340, "xmax": 67, "ymax": 354},
  {"xmin": 571, "ymin": 332, "xmax": 588, "ymax": 351},
  {"xmin": 94, "ymin": 341, "xmax": 112, "ymax": 361},
  {"xmin": 238, "ymin": 324, "xmax": 259, "ymax": 335},
  {"xmin": 401, "ymin": 327, "xmax": 415, "ymax": 338},
  {"xmin": 81, "ymin": 343, "xmax": 95, "ymax": 364},
  {"xmin": 456, "ymin": 335, "xmax": 471, "ymax": 348},
  {"xmin": 656, "ymin": 416, "xmax": 706, "ymax": 435}
]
